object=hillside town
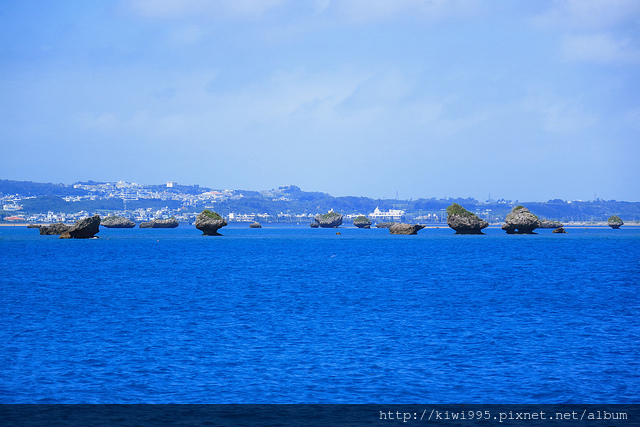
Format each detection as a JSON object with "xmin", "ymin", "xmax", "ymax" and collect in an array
[{"xmin": 1, "ymin": 180, "xmax": 415, "ymax": 225}]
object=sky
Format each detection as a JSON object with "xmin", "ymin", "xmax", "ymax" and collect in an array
[{"xmin": 1, "ymin": 0, "xmax": 639, "ymax": 202}]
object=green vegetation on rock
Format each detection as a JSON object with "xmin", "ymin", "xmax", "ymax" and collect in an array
[
  {"xmin": 608, "ymin": 215, "xmax": 622, "ymax": 223},
  {"xmin": 446, "ymin": 203, "xmax": 475, "ymax": 218},
  {"xmin": 319, "ymin": 211, "xmax": 341, "ymax": 220},
  {"xmin": 353, "ymin": 215, "xmax": 369, "ymax": 221},
  {"xmin": 201, "ymin": 210, "xmax": 223, "ymax": 220}
]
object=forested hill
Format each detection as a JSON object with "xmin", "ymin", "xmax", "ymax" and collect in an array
[{"xmin": 0, "ymin": 180, "xmax": 90, "ymax": 197}]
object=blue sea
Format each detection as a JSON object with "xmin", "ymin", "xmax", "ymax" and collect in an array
[{"xmin": 1, "ymin": 225, "xmax": 639, "ymax": 404}]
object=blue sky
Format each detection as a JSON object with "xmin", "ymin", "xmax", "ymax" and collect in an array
[{"xmin": 1, "ymin": 0, "xmax": 639, "ymax": 201}]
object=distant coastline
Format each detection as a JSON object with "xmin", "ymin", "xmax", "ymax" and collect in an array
[
  {"xmin": 2, "ymin": 179, "xmax": 639, "ymax": 225},
  {"xmin": 3, "ymin": 222, "xmax": 639, "ymax": 228}
]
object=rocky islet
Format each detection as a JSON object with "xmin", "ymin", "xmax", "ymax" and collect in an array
[
  {"xmin": 502, "ymin": 205, "xmax": 541, "ymax": 234},
  {"xmin": 314, "ymin": 211, "xmax": 343, "ymax": 228},
  {"xmin": 352, "ymin": 215, "xmax": 372, "ymax": 229},
  {"xmin": 39, "ymin": 222, "xmax": 70, "ymax": 235},
  {"xmin": 195, "ymin": 210, "xmax": 227, "ymax": 236},
  {"xmin": 608, "ymin": 215, "xmax": 623, "ymax": 229},
  {"xmin": 140, "ymin": 217, "xmax": 179, "ymax": 228},
  {"xmin": 389, "ymin": 223, "xmax": 425, "ymax": 235},
  {"xmin": 102, "ymin": 216, "xmax": 136, "ymax": 228},
  {"xmin": 446, "ymin": 203, "xmax": 488, "ymax": 234},
  {"xmin": 31, "ymin": 209, "xmax": 627, "ymax": 240},
  {"xmin": 60, "ymin": 214, "xmax": 101, "ymax": 239}
]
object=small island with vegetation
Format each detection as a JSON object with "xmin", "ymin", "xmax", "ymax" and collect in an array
[
  {"xmin": 446, "ymin": 203, "xmax": 488, "ymax": 234},
  {"xmin": 314, "ymin": 210, "xmax": 343, "ymax": 228},
  {"xmin": 502, "ymin": 205, "xmax": 541, "ymax": 234},
  {"xmin": 195, "ymin": 209, "xmax": 227, "ymax": 236},
  {"xmin": 607, "ymin": 215, "xmax": 623, "ymax": 229},
  {"xmin": 352, "ymin": 215, "xmax": 372, "ymax": 229}
]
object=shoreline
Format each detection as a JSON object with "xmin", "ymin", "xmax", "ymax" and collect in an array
[{"xmin": 2, "ymin": 222, "xmax": 639, "ymax": 228}]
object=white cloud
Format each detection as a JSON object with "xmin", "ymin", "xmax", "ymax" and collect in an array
[
  {"xmin": 126, "ymin": 0, "xmax": 287, "ymax": 20},
  {"xmin": 126, "ymin": 0, "xmax": 207, "ymax": 19},
  {"xmin": 124, "ymin": 0, "xmax": 481, "ymax": 23},
  {"xmin": 561, "ymin": 33, "xmax": 640, "ymax": 64},
  {"xmin": 533, "ymin": 0, "xmax": 640, "ymax": 31},
  {"xmin": 523, "ymin": 92, "xmax": 599, "ymax": 134},
  {"xmin": 533, "ymin": 1, "xmax": 640, "ymax": 66},
  {"xmin": 325, "ymin": 0, "xmax": 482, "ymax": 23},
  {"xmin": 226, "ymin": 0, "xmax": 287, "ymax": 17}
]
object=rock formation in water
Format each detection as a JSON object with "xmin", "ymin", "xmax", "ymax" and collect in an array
[
  {"xmin": 152, "ymin": 217, "xmax": 179, "ymax": 228},
  {"xmin": 195, "ymin": 210, "xmax": 227, "ymax": 236},
  {"xmin": 63, "ymin": 214, "xmax": 101, "ymax": 238},
  {"xmin": 446, "ymin": 203, "xmax": 488, "ymax": 234},
  {"xmin": 375, "ymin": 222, "xmax": 396, "ymax": 228},
  {"xmin": 539, "ymin": 219, "xmax": 564, "ymax": 229},
  {"xmin": 249, "ymin": 221, "xmax": 262, "ymax": 228},
  {"xmin": 27, "ymin": 224, "xmax": 43, "ymax": 229},
  {"xmin": 39, "ymin": 222, "xmax": 70, "ymax": 235},
  {"xmin": 389, "ymin": 223, "xmax": 425, "ymax": 235},
  {"xmin": 102, "ymin": 215, "xmax": 136, "ymax": 228},
  {"xmin": 139, "ymin": 217, "xmax": 179, "ymax": 228},
  {"xmin": 608, "ymin": 215, "xmax": 623, "ymax": 229},
  {"xmin": 502, "ymin": 205, "xmax": 541, "ymax": 234},
  {"xmin": 314, "ymin": 211, "xmax": 343, "ymax": 228},
  {"xmin": 352, "ymin": 215, "xmax": 372, "ymax": 229},
  {"xmin": 552, "ymin": 227, "xmax": 567, "ymax": 233},
  {"xmin": 310, "ymin": 223, "xmax": 319, "ymax": 228}
]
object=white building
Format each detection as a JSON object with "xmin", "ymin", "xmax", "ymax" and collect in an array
[
  {"xmin": 369, "ymin": 207, "xmax": 405, "ymax": 221},
  {"xmin": 2, "ymin": 203, "xmax": 21, "ymax": 211}
]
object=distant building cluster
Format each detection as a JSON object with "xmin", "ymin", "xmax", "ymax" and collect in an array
[
  {"xmin": 0, "ymin": 181, "xmax": 235, "ymax": 223},
  {"xmin": 0, "ymin": 180, "xmax": 501, "ymax": 225}
]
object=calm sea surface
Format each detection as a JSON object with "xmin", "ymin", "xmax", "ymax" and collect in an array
[{"xmin": 1, "ymin": 225, "xmax": 638, "ymax": 403}]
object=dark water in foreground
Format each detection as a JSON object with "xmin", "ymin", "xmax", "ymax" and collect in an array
[{"xmin": 1, "ymin": 225, "xmax": 639, "ymax": 403}]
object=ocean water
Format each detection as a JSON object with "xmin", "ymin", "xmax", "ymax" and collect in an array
[{"xmin": 0, "ymin": 225, "xmax": 638, "ymax": 404}]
